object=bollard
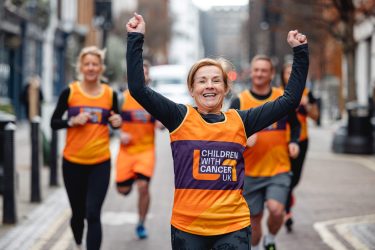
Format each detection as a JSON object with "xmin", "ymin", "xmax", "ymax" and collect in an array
[
  {"xmin": 3, "ymin": 122, "xmax": 17, "ymax": 224},
  {"xmin": 49, "ymin": 130, "xmax": 58, "ymax": 186},
  {"xmin": 0, "ymin": 112, "xmax": 16, "ymax": 195},
  {"xmin": 31, "ymin": 116, "xmax": 41, "ymax": 202},
  {"xmin": 3, "ymin": 123, "xmax": 17, "ymax": 224}
]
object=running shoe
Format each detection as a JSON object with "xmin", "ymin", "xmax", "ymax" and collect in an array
[
  {"xmin": 136, "ymin": 224, "xmax": 148, "ymax": 239},
  {"xmin": 285, "ymin": 212, "xmax": 294, "ymax": 233},
  {"xmin": 285, "ymin": 217, "xmax": 293, "ymax": 233},
  {"xmin": 264, "ymin": 242, "xmax": 277, "ymax": 250}
]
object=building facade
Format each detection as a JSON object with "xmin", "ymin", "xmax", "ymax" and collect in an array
[
  {"xmin": 200, "ymin": 5, "xmax": 248, "ymax": 73},
  {"xmin": 169, "ymin": 0, "xmax": 202, "ymax": 66},
  {"xmin": 354, "ymin": 16, "xmax": 375, "ymax": 106},
  {"xmin": 0, "ymin": 0, "xmax": 49, "ymax": 117}
]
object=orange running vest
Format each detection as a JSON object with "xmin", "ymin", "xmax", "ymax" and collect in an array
[
  {"xmin": 119, "ymin": 90, "xmax": 156, "ymax": 154},
  {"xmin": 296, "ymin": 88, "xmax": 309, "ymax": 141},
  {"xmin": 283, "ymin": 87, "xmax": 309, "ymax": 141},
  {"xmin": 63, "ymin": 82, "xmax": 113, "ymax": 165},
  {"xmin": 238, "ymin": 88, "xmax": 291, "ymax": 177},
  {"xmin": 169, "ymin": 105, "xmax": 250, "ymax": 236}
]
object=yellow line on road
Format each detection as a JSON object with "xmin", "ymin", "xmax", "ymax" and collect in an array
[
  {"xmin": 50, "ymin": 224, "xmax": 74, "ymax": 250},
  {"xmin": 30, "ymin": 209, "xmax": 71, "ymax": 250}
]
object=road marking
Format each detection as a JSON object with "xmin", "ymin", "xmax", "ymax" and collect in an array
[
  {"xmin": 46, "ymin": 210, "xmax": 153, "ymax": 249},
  {"xmin": 0, "ymin": 188, "xmax": 69, "ymax": 250},
  {"xmin": 308, "ymin": 151, "xmax": 375, "ymax": 172},
  {"xmin": 314, "ymin": 222, "xmax": 348, "ymax": 250},
  {"xmin": 314, "ymin": 214, "xmax": 375, "ymax": 250},
  {"xmin": 30, "ymin": 209, "xmax": 70, "ymax": 250},
  {"xmin": 102, "ymin": 211, "xmax": 154, "ymax": 226},
  {"xmin": 335, "ymin": 223, "xmax": 370, "ymax": 250},
  {"xmin": 50, "ymin": 225, "xmax": 73, "ymax": 250}
]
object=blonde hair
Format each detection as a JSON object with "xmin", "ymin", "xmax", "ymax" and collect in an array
[
  {"xmin": 187, "ymin": 57, "xmax": 233, "ymax": 92},
  {"xmin": 76, "ymin": 46, "xmax": 106, "ymax": 81}
]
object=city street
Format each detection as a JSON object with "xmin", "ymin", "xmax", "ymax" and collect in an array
[
  {"xmin": 1, "ymin": 0, "xmax": 374, "ymax": 249},
  {"xmin": 0, "ymin": 124, "xmax": 374, "ymax": 249}
]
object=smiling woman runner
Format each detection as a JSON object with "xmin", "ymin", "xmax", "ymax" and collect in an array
[
  {"xmin": 125, "ymin": 13, "xmax": 309, "ymax": 250},
  {"xmin": 50, "ymin": 46, "xmax": 122, "ymax": 250}
]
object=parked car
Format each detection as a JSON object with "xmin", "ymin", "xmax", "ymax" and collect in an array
[{"xmin": 149, "ymin": 64, "xmax": 193, "ymax": 105}]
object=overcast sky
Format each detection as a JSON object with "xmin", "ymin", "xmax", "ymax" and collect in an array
[
  {"xmin": 192, "ymin": 0, "xmax": 248, "ymax": 10},
  {"xmin": 112, "ymin": 0, "xmax": 249, "ymax": 17}
]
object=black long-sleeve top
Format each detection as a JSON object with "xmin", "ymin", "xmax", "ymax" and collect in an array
[
  {"xmin": 229, "ymin": 89, "xmax": 301, "ymax": 143},
  {"xmin": 126, "ymin": 32, "xmax": 309, "ymax": 138},
  {"xmin": 50, "ymin": 87, "xmax": 119, "ymax": 130}
]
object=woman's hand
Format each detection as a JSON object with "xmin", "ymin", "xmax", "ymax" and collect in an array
[
  {"xmin": 108, "ymin": 111, "xmax": 122, "ymax": 128},
  {"xmin": 120, "ymin": 132, "xmax": 132, "ymax": 145},
  {"xmin": 246, "ymin": 134, "xmax": 257, "ymax": 147},
  {"xmin": 287, "ymin": 30, "xmax": 307, "ymax": 48},
  {"xmin": 288, "ymin": 142, "xmax": 300, "ymax": 159},
  {"xmin": 300, "ymin": 95, "xmax": 309, "ymax": 107},
  {"xmin": 70, "ymin": 112, "xmax": 91, "ymax": 126},
  {"xmin": 126, "ymin": 13, "xmax": 145, "ymax": 34}
]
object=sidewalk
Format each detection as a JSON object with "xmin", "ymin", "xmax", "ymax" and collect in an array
[
  {"xmin": 0, "ymin": 119, "xmax": 119, "ymax": 250},
  {"xmin": 278, "ymin": 124, "xmax": 375, "ymax": 250},
  {"xmin": 0, "ymin": 122, "xmax": 374, "ymax": 250},
  {"xmin": 0, "ymin": 121, "xmax": 64, "ymax": 238}
]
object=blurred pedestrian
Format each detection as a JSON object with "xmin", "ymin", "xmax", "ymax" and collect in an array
[
  {"xmin": 280, "ymin": 62, "xmax": 319, "ymax": 233},
  {"xmin": 125, "ymin": 13, "xmax": 308, "ymax": 249},
  {"xmin": 21, "ymin": 75, "xmax": 44, "ymax": 120},
  {"xmin": 21, "ymin": 75, "xmax": 51, "ymax": 165},
  {"xmin": 115, "ymin": 60, "xmax": 164, "ymax": 239},
  {"xmin": 50, "ymin": 46, "xmax": 122, "ymax": 250},
  {"xmin": 230, "ymin": 55, "xmax": 301, "ymax": 250}
]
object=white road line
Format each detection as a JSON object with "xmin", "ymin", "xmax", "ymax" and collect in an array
[
  {"xmin": 314, "ymin": 214, "xmax": 375, "ymax": 250},
  {"xmin": 335, "ymin": 223, "xmax": 370, "ymax": 250},
  {"xmin": 102, "ymin": 211, "xmax": 154, "ymax": 226},
  {"xmin": 30, "ymin": 209, "xmax": 71, "ymax": 250},
  {"xmin": 314, "ymin": 222, "xmax": 348, "ymax": 250}
]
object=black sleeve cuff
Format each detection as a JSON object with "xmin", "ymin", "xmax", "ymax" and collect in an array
[{"xmin": 293, "ymin": 43, "xmax": 308, "ymax": 54}]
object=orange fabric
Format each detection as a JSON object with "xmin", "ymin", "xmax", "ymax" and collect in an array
[
  {"xmin": 298, "ymin": 88, "xmax": 309, "ymax": 141},
  {"xmin": 170, "ymin": 107, "xmax": 246, "ymax": 145},
  {"xmin": 63, "ymin": 82, "xmax": 113, "ymax": 165},
  {"xmin": 239, "ymin": 88, "xmax": 291, "ymax": 177},
  {"xmin": 116, "ymin": 90, "xmax": 157, "ymax": 181},
  {"xmin": 119, "ymin": 90, "xmax": 156, "ymax": 154},
  {"xmin": 116, "ymin": 149, "xmax": 155, "ymax": 182},
  {"xmin": 298, "ymin": 112, "xmax": 308, "ymax": 141},
  {"xmin": 169, "ymin": 105, "xmax": 250, "ymax": 235},
  {"xmin": 286, "ymin": 88, "xmax": 309, "ymax": 141},
  {"xmin": 172, "ymin": 189, "xmax": 250, "ymax": 236}
]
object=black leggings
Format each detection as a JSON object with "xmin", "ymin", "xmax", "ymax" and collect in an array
[
  {"xmin": 286, "ymin": 139, "xmax": 308, "ymax": 213},
  {"xmin": 63, "ymin": 158, "xmax": 111, "ymax": 250},
  {"xmin": 171, "ymin": 225, "xmax": 251, "ymax": 250}
]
